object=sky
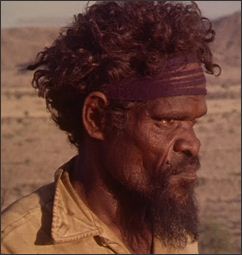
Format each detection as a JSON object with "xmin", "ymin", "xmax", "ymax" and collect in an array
[{"xmin": 1, "ymin": 1, "xmax": 241, "ymax": 28}]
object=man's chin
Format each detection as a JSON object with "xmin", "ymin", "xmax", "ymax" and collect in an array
[
  {"xmin": 151, "ymin": 187, "xmax": 198, "ymax": 248},
  {"xmin": 165, "ymin": 174, "xmax": 196, "ymax": 205},
  {"xmin": 146, "ymin": 170, "xmax": 199, "ymax": 248}
]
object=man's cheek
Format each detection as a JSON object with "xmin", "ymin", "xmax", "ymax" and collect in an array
[{"xmin": 112, "ymin": 152, "xmax": 149, "ymax": 189}]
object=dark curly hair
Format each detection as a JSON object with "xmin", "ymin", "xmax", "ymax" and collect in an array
[{"xmin": 27, "ymin": 1, "xmax": 220, "ymax": 149}]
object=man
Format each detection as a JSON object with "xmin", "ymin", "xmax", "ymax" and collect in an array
[{"xmin": 1, "ymin": 1, "xmax": 220, "ymax": 254}]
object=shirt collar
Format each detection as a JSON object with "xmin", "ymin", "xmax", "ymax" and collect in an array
[
  {"xmin": 51, "ymin": 166, "xmax": 101, "ymax": 243},
  {"xmin": 50, "ymin": 158, "xmax": 131, "ymax": 253}
]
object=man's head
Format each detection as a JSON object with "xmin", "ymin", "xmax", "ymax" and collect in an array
[
  {"xmin": 28, "ymin": 1, "xmax": 219, "ymax": 148},
  {"xmin": 28, "ymin": 0, "xmax": 220, "ymax": 249}
]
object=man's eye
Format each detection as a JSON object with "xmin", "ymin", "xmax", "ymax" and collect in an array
[
  {"xmin": 155, "ymin": 118, "xmax": 176, "ymax": 127},
  {"xmin": 160, "ymin": 119, "xmax": 175, "ymax": 125}
]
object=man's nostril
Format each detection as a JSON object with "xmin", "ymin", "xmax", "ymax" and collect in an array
[{"xmin": 184, "ymin": 150, "xmax": 193, "ymax": 157}]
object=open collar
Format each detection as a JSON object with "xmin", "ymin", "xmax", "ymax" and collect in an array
[
  {"xmin": 51, "ymin": 167, "xmax": 101, "ymax": 243},
  {"xmin": 50, "ymin": 159, "xmax": 130, "ymax": 253}
]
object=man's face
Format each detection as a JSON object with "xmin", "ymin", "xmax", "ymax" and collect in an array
[
  {"xmin": 101, "ymin": 95, "xmax": 207, "ymax": 246},
  {"xmin": 102, "ymin": 95, "xmax": 207, "ymax": 196}
]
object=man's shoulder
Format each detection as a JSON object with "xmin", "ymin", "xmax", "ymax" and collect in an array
[{"xmin": 1, "ymin": 182, "xmax": 55, "ymax": 238}]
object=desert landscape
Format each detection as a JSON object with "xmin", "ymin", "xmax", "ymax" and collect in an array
[{"xmin": 1, "ymin": 12, "xmax": 241, "ymax": 254}]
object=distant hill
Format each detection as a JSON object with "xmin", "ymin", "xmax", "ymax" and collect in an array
[
  {"xmin": 1, "ymin": 12, "xmax": 241, "ymax": 89},
  {"xmin": 211, "ymin": 11, "xmax": 241, "ymax": 67},
  {"xmin": 207, "ymin": 11, "xmax": 241, "ymax": 91}
]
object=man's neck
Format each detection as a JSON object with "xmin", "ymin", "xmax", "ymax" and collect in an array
[{"xmin": 70, "ymin": 150, "xmax": 153, "ymax": 254}]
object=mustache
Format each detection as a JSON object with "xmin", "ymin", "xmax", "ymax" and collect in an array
[{"xmin": 166, "ymin": 155, "xmax": 200, "ymax": 175}]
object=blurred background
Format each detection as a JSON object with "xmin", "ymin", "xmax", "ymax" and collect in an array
[{"xmin": 1, "ymin": 1, "xmax": 241, "ymax": 254}]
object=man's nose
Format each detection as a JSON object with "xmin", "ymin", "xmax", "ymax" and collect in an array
[{"xmin": 173, "ymin": 134, "xmax": 201, "ymax": 157}]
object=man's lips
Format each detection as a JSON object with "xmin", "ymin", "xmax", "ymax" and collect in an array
[
  {"xmin": 171, "ymin": 166, "xmax": 198, "ymax": 182},
  {"xmin": 178, "ymin": 169, "xmax": 197, "ymax": 181},
  {"xmin": 160, "ymin": 155, "xmax": 200, "ymax": 183}
]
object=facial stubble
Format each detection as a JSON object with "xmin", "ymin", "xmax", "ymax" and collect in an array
[
  {"xmin": 102, "ymin": 153, "xmax": 200, "ymax": 249},
  {"xmin": 149, "ymin": 155, "xmax": 200, "ymax": 248}
]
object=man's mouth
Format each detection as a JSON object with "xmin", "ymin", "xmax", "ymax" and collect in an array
[
  {"xmin": 170, "ymin": 160, "xmax": 200, "ymax": 183},
  {"xmin": 177, "ymin": 169, "xmax": 198, "ymax": 181}
]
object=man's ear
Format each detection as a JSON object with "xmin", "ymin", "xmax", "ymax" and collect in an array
[{"xmin": 82, "ymin": 91, "xmax": 108, "ymax": 140}]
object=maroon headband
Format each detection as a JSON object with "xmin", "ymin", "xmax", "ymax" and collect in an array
[{"xmin": 100, "ymin": 54, "xmax": 207, "ymax": 101}]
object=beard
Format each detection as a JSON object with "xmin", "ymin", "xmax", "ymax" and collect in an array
[
  {"xmin": 148, "ymin": 154, "xmax": 200, "ymax": 248},
  {"xmin": 101, "ymin": 153, "xmax": 200, "ymax": 249}
]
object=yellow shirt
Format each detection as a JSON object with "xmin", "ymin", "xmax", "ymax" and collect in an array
[{"xmin": 1, "ymin": 157, "xmax": 198, "ymax": 254}]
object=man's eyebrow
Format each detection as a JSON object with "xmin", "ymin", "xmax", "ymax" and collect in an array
[{"xmin": 151, "ymin": 109, "xmax": 207, "ymax": 120}]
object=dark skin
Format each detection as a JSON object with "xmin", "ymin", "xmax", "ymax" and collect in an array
[{"xmin": 71, "ymin": 91, "xmax": 207, "ymax": 254}]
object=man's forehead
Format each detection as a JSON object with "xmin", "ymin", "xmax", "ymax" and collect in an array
[{"xmin": 146, "ymin": 95, "xmax": 207, "ymax": 118}]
